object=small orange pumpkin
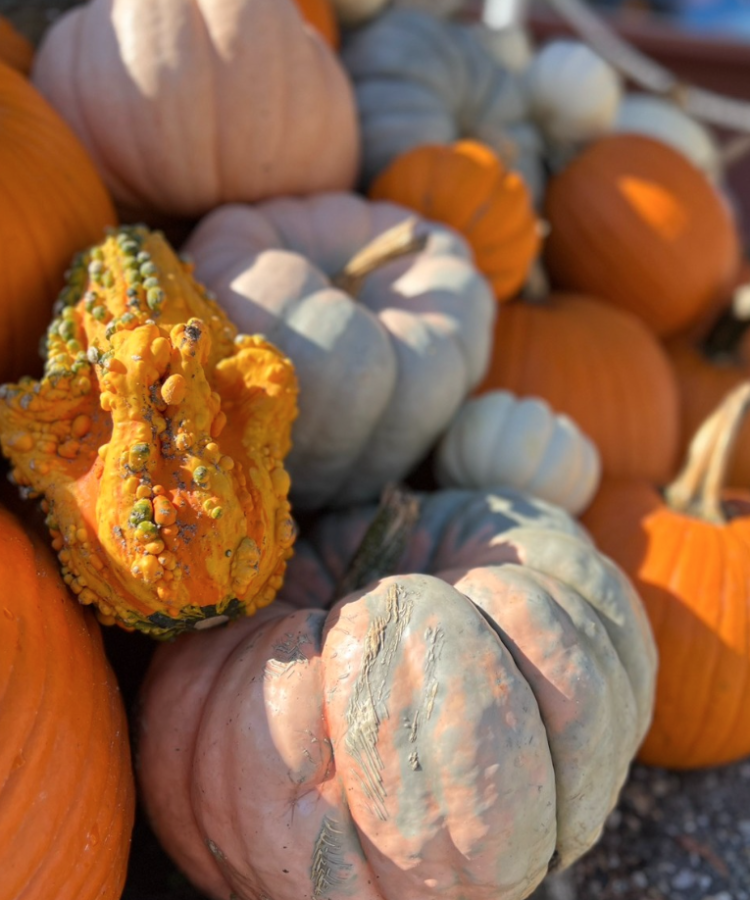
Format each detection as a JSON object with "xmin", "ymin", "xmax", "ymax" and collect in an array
[
  {"xmin": 0, "ymin": 15, "xmax": 33, "ymax": 74},
  {"xmin": 543, "ymin": 134, "xmax": 741, "ymax": 337},
  {"xmin": 0, "ymin": 60, "xmax": 116, "ymax": 384},
  {"xmin": 294, "ymin": 0, "xmax": 339, "ymax": 46},
  {"xmin": 0, "ymin": 504, "xmax": 134, "ymax": 899},
  {"xmin": 582, "ymin": 382, "xmax": 750, "ymax": 768},
  {"xmin": 476, "ymin": 291, "xmax": 680, "ymax": 483},
  {"xmin": 369, "ymin": 140, "xmax": 541, "ymax": 302}
]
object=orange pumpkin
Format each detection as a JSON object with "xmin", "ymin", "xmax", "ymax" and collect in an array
[
  {"xmin": 476, "ymin": 292, "xmax": 680, "ymax": 483},
  {"xmin": 0, "ymin": 226, "xmax": 299, "ymax": 637},
  {"xmin": 0, "ymin": 15, "xmax": 33, "ymax": 74},
  {"xmin": 0, "ymin": 504, "xmax": 134, "ymax": 898},
  {"xmin": 582, "ymin": 382, "xmax": 750, "ymax": 768},
  {"xmin": 543, "ymin": 134, "xmax": 741, "ymax": 337},
  {"xmin": 369, "ymin": 140, "xmax": 541, "ymax": 302},
  {"xmin": 0, "ymin": 60, "xmax": 115, "ymax": 384},
  {"xmin": 294, "ymin": 0, "xmax": 339, "ymax": 46}
]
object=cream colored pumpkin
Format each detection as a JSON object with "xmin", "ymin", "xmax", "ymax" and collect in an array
[
  {"xmin": 614, "ymin": 93, "xmax": 722, "ymax": 182},
  {"xmin": 341, "ymin": 7, "xmax": 544, "ymax": 201},
  {"xmin": 185, "ymin": 193, "xmax": 495, "ymax": 509},
  {"xmin": 525, "ymin": 40, "xmax": 622, "ymax": 146},
  {"xmin": 32, "ymin": 0, "xmax": 359, "ymax": 219},
  {"xmin": 435, "ymin": 391, "xmax": 601, "ymax": 515}
]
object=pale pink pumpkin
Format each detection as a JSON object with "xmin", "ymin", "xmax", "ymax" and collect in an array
[
  {"xmin": 138, "ymin": 488, "xmax": 656, "ymax": 900},
  {"xmin": 32, "ymin": 0, "xmax": 359, "ymax": 219}
]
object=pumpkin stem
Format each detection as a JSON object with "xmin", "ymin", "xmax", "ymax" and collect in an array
[
  {"xmin": 521, "ymin": 258, "xmax": 551, "ymax": 302},
  {"xmin": 664, "ymin": 381, "xmax": 750, "ymax": 522},
  {"xmin": 331, "ymin": 219, "xmax": 428, "ymax": 297},
  {"xmin": 332, "ymin": 483, "xmax": 421, "ymax": 602}
]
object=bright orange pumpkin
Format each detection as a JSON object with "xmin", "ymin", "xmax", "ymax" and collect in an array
[
  {"xmin": 0, "ymin": 15, "xmax": 33, "ymax": 74},
  {"xmin": 369, "ymin": 140, "xmax": 541, "ymax": 302},
  {"xmin": 476, "ymin": 292, "xmax": 680, "ymax": 483},
  {"xmin": 543, "ymin": 134, "xmax": 741, "ymax": 337},
  {"xmin": 0, "ymin": 60, "xmax": 115, "ymax": 384},
  {"xmin": 582, "ymin": 382, "xmax": 750, "ymax": 768},
  {"xmin": 0, "ymin": 504, "xmax": 134, "ymax": 898}
]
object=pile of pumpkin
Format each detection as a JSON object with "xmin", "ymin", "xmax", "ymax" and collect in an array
[{"xmin": 1, "ymin": 1, "xmax": 749, "ymax": 898}]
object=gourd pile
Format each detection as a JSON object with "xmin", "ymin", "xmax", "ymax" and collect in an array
[{"xmin": 0, "ymin": 1, "xmax": 748, "ymax": 898}]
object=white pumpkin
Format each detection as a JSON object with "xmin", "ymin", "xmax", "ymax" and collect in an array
[
  {"xmin": 525, "ymin": 39, "xmax": 622, "ymax": 145},
  {"xmin": 435, "ymin": 390, "xmax": 602, "ymax": 515},
  {"xmin": 341, "ymin": 8, "xmax": 545, "ymax": 201},
  {"xmin": 614, "ymin": 93, "xmax": 722, "ymax": 181},
  {"xmin": 185, "ymin": 193, "xmax": 495, "ymax": 510},
  {"xmin": 472, "ymin": 22, "xmax": 535, "ymax": 73}
]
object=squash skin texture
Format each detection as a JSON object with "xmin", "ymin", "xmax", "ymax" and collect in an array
[
  {"xmin": 185, "ymin": 193, "xmax": 495, "ymax": 510},
  {"xmin": 32, "ymin": 0, "xmax": 359, "ymax": 219},
  {"xmin": 0, "ymin": 504, "xmax": 134, "ymax": 899},
  {"xmin": 0, "ymin": 226, "xmax": 298, "ymax": 637},
  {"xmin": 138, "ymin": 489, "xmax": 656, "ymax": 900}
]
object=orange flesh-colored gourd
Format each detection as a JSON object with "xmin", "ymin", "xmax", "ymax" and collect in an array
[
  {"xmin": 369, "ymin": 140, "xmax": 541, "ymax": 302},
  {"xmin": 476, "ymin": 292, "xmax": 680, "ymax": 483},
  {"xmin": 0, "ymin": 60, "xmax": 116, "ymax": 384},
  {"xmin": 0, "ymin": 504, "xmax": 134, "ymax": 899},
  {"xmin": 543, "ymin": 134, "xmax": 741, "ymax": 337},
  {"xmin": 293, "ymin": 0, "xmax": 339, "ymax": 47},
  {"xmin": 0, "ymin": 16, "xmax": 33, "ymax": 74},
  {"xmin": 0, "ymin": 226, "xmax": 298, "ymax": 637},
  {"xmin": 582, "ymin": 383, "xmax": 750, "ymax": 768}
]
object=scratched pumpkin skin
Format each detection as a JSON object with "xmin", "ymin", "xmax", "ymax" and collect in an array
[{"xmin": 138, "ymin": 490, "xmax": 656, "ymax": 900}]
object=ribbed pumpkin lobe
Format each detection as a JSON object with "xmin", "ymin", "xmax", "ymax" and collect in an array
[{"xmin": 0, "ymin": 226, "xmax": 299, "ymax": 637}]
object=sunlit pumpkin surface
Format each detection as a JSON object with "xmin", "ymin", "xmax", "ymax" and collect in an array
[
  {"xmin": 0, "ymin": 226, "xmax": 299, "ymax": 637},
  {"xmin": 617, "ymin": 176, "xmax": 688, "ymax": 243}
]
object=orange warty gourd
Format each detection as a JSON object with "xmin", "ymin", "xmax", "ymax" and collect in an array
[
  {"xmin": 0, "ymin": 226, "xmax": 298, "ymax": 637},
  {"xmin": 476, "ymin": 292, "xmax": 680, "ymax": 483},
  {"xmin": 0, "ymin": 60, "xmax": 115, "ymax": 384},
  {"xmin": 369, "ymin": 140, "xmax": 541, "ymax": 302},
  {"xmin": 0, "ymin": 15, "xmax": 33, "ymax": 74},
  {"xmin": 0, "ymin": 504, "xmax": 134, "ymax": 899},
  {"xmin": 582, "ymin": 383, "xmax": 750, "ymax": 768},
  {"xmin": 543, "ymin": 134, "xmax": 741, "ymax": 337},
  {"xmin": 294, "ymin": 0, "xmax": 339, "ymax": 46}
]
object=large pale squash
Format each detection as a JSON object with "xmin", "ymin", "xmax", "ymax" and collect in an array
[
  {"xmin": 0, "ymin": 226, "xmax": 298, "ymax": 637},
  {"xmin": 138, "ymin": 487, "xmax": 656, "ymax": 900},
  {"xmin": 0, "ymin": 60, "xmax": 115, "ymax": 384},
  {"xmin": 185, "ymin": 193, "xmax": 495, "ymax": 510},
  {"xmin": 0, "ymin": 504, "xmax": 134, "ymax": 900},
  {"xmin": 341, "ymin": 8, "xmax": 544, "ymax": 200},
  {"xmin": 32, "ymin": 0, "xmax": 359, "ymax": 219}
]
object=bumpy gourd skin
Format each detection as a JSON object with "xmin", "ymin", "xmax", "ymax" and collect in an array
[{"xmin": 0, "ymin": 226, "xmax": 298, "ymax": 637}]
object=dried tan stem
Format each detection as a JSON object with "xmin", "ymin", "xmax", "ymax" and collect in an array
[
  {"xmin": 331, "ymin": 218, "xmax": 428, "ymax": 297},
  {"xmin": 664, "ymin": 382, "xmax": 750, "ymax": 522},
  {"xmin": 333, "ymin": 484, "xmax": 421, "ymax": 602}
]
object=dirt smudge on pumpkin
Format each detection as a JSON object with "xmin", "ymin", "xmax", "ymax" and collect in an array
[
  {"xmin": 344, "ymin": 583, "xmax": 413, "ymax": 820},
  {"xmin": 311, "ymin": 814, "xmax": 353, "ymax": 899}
]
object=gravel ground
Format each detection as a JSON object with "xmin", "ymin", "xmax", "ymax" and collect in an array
[{"xmin": 7, "ymin": 2, "xmax": 750, "ymax": 897}]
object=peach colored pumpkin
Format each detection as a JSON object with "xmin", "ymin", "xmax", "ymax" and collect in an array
[
  {"xmin": 138, "ymin": 488, "xmax": 656, "ymax": 900},
  {"xmin": 294, "ymin": 0, "xmax": 339, "ymax": 46},
  {"xmin": 543, "ymin": 134, "xmax": 741, "ymax": 338},
  {"xmin": 0, "ymin": 504, "xmax": 134, "ymax": 899},
  {"xmin": 32, "ymin": 0, "xmax": 359, "ymax": 219}
]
